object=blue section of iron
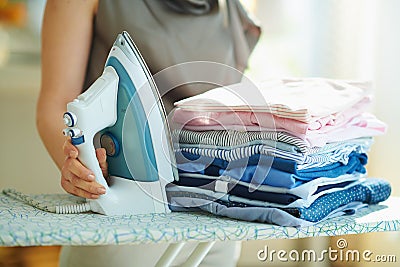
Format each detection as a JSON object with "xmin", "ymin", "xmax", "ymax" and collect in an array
[
  {"xmin": 71, "ymin": 135, "xmax": 85, "ymax": 145},
  {"xmin": 104, "ymin": 56, "xmax": 158, "ymax": 181}
]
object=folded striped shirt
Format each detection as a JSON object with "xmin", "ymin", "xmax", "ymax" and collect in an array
[
  {"xmin": 172, "ymin": 129, "xmax": 309, "ymax": 153},
  {"xmin": 172, "ymin": 129, "xmax": 373, "ymax": 156},
  {"xmin": 175, "ymin": 143, "xmax": 369, "ymax": 168}
]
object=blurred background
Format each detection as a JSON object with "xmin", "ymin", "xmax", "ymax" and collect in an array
[{"xmin": 0, "ymin": 0, "xmax": 399, "ymax": 266}]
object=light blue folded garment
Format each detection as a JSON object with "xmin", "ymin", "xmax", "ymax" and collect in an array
[
  {"xmin": 178, "ymin": 151, "xmax": 367, "ymax": 178},
  {"xmin": 175, "ymin": 173, "xmax": 363, "ymax": 206},
  {"xmin": 179, "ymin": 172, "xmax": 364, "ymax": 199},
  {"xmin": 169, "ymin": 196, "xmax": 367, "ymax": 227},
  {"xmin": 177, "ymin": 152, "xmax": 367, "ymax": 188}
]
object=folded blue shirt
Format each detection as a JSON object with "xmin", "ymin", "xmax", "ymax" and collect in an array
[
  {"xmin": 168, "ymin": 178, "xmax": 391, "ymax": 226},
  {"xmin": 273, "ymin": 152, "xmax": 367, "ymax": 177},
  {"xmin": 178, "ymin": 152, "xmax": 367, "ymax": 188},
  {"xmin": 291, "ymin": 178, "xmax": 390, "ymax": 221},
  {"xmin": 178, "ymin": 151, "xmax": 367, "ymax": 178},
  {"xmin": 176, "ymin": 141, "xmax": 369, "ymax": 169}
]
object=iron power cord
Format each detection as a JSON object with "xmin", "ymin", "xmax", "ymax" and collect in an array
[{"xmin": 2, "ymin": 188, "xmax": 91, "ymax": 214}]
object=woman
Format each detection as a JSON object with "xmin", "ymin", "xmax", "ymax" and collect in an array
[{"xmin": 36, "ymin": 1, "xmax": 260, "ymax": 266}]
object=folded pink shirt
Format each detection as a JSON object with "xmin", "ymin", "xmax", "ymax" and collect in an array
[
  {"xmin": 172, "ymin": 96, "xmax": 372, "ymax": 138},
  {"xmin": 174, "ymin": 78, "xmax": 371, "ymax": 122},
  {"xmin": 172, "ymin": 109, "xmax": 309, "ymax": 135},
  {"xmin": 173, "ymin": 112, "xmax": 386, "ymax": 147},
  {"xmin": 305, "ymin": 113, "xmax": 387, "ymax": 147}
]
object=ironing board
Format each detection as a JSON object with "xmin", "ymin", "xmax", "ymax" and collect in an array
[{"xmin": 1, "ymin": 193, "xmax": 400, "ymax": 267}]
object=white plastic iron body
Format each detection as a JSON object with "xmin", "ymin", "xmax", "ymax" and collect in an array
[{"xmin": 63, "ymin": 32, "xmax": 177, "ymax": 215}]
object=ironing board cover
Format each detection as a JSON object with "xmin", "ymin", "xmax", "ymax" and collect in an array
[{"xmin": 0, "ymin": 192, "xmax": 399, "ymax": 246}]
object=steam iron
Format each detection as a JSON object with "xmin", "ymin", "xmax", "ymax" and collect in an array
[{"xmin": 62, "ymin": 31, "xmax": 178, "ymax": 215}]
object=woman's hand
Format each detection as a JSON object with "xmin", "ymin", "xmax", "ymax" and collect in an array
[{"xmin": 61, "ymin": 139, "xmax": 107, "ymax": 199}]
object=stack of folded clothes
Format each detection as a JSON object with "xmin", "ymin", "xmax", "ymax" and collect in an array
[{"xmin": 167, "ymin": 78, "xmax": 391, "ymax": 227}]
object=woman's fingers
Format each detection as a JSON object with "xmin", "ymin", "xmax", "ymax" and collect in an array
[
  {"xmin": 61, "ymin": 177, "xmax": 101, "ymax": 199},
  {"xmin": 61, "ymin": 157, "xmax": 106, "ymax": 199},
  {"xmin": 63, "ymin": 157, "xmax": 95, "ymax": 182},
  {"xmin": 61, "ymin": 139, "xmax": 110, "ymax": 199},
  {"xmin": 96, "ymin": 148, "xmax": 108, "ymax": 178},
  {"xmin": 61, "ymin": 165, "xmax": 106, "ymax": 198},
  {"xmin": 63, "ymin": 138, "xmax": 78, "ymax": 158}
]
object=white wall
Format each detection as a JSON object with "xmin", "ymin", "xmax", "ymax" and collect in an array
[
  {"xmin": 368, "ymin": 0, "xmax": 400, "ymax": 194},
  {"xmin": 247, "ymin": 0, "xmax": 399, "ymax": 199},
  {"xmin": 242, "ymin": 1, "xmax": 400, "ymax": 266},
  {"xmin": 0, "ymin": 28, "xmax": 61, "ymax": 194}
]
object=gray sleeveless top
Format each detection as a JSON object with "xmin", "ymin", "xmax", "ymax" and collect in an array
[{"xmin": 84, "ymin": 0, "xmax": 261, "ymax": 112}]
